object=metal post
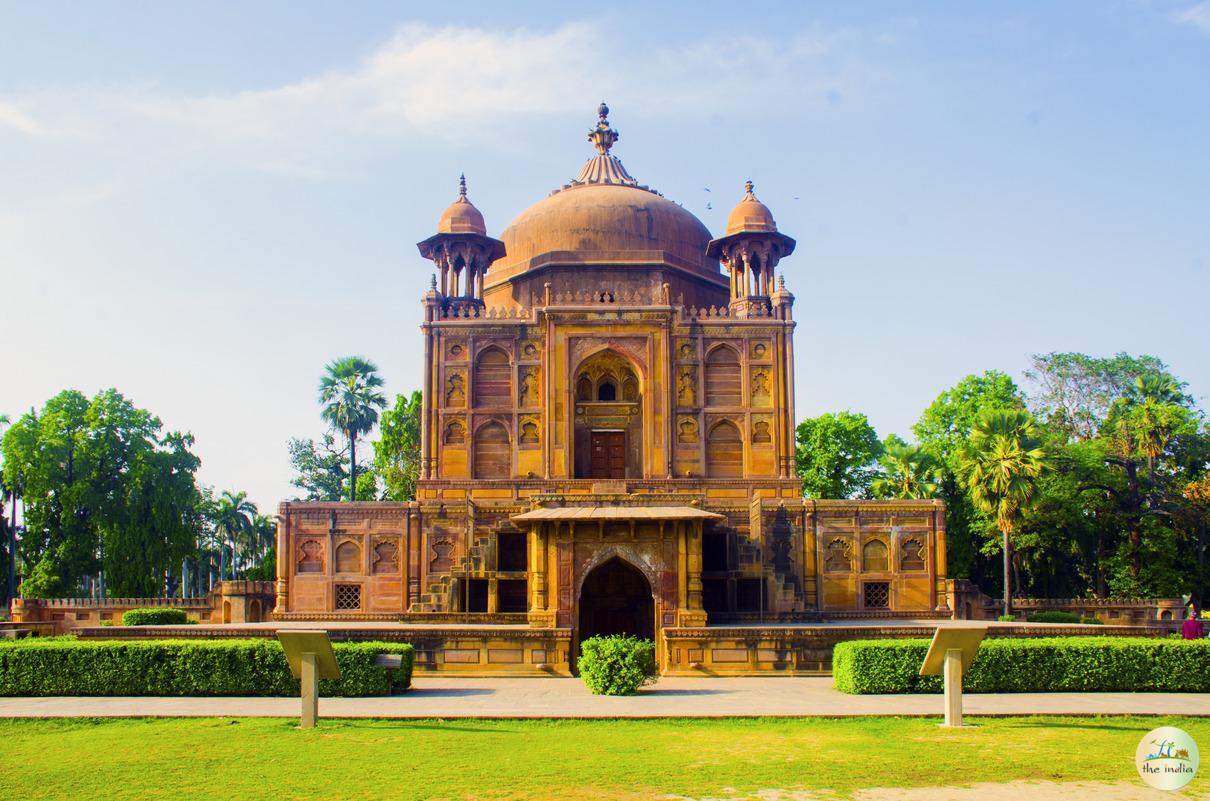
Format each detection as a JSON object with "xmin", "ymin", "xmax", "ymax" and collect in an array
[
  {"xmin": 943, "ymin": 647, "xmax": 963, "ymax": 727},
  {"xmin": 300, "ymin": 652, "xmax": 318, "ymax": 728}
]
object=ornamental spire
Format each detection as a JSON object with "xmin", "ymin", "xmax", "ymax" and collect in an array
[
  {"xmin": 458, "ymin": 173, "xmax": 467, "ymax": 200},
  {"xmin": 587, "ymin": 100, "xmax": 619, "ymax": 155}
]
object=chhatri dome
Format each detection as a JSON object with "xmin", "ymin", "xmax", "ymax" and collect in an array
[
  {"xmin": 436, "ymin": 174, "xmax": 487, "ymax": 235},
  {"xmin": 725, "ymin": 180, "xmax": 778, "ymax": 235},
  {"xmin": 488, "ymin": 102, "xmax": 720, "ymax": 287}
]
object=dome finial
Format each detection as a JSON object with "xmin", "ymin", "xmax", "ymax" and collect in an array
[
  {"xmin": 588, "ymin": 101, "xmax": 619, "ymax": 155},
  {"xmin": 458, "ymin": 173, "xmax": 467, "ymax": 200},
  {"xmin": 744, "ymin": 179, "xmax": 755, "ymax": 198}
]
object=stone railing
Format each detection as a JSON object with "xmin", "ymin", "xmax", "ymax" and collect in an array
[{"xmin": 947, "ymin": 579, "xmax": 1185, "ymax": 624}]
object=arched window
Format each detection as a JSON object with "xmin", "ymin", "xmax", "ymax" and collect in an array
[
  {"xmin": 473, "ymin": 347, "xmax": 510, "ymax": 408},
  {"xmin": 473, "ymin": 421, "xmax": 510, "ymax": 479},
  {"xmin": 335, "ymin": 541, "xmax": 360, "ymax": 574},
  {"xmin": 621, "ymin": 375, "xmax": 639, "ymax": 401},
  {"xmin": 862, "ymin": 540, "xmax": 889, "ymax": 572},
  {"xmin": 704, "ymin": 345, "xmax": 741, "ymax": 406},
  {"xmin": 706, "ymin": 420, "xmax": 743, "ymax": 478},
  {"xmin": 576, "ymin": 375, "xmax": 593, "ymax": 401},
  {"xmin": 598, "ymin": 381, "xmax": 617, "ymax": 401}
]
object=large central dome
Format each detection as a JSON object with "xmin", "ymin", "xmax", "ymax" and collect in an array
[
  {"xmin": 484, "ymin": 104, "xmax": 723, "ymax": 290},
  {"xmin": 489, "ymin": 183, "xmax": 719, "ymax": 281}
]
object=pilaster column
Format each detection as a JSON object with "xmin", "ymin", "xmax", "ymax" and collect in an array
[
  {"xmin": 274, "ymin": 510, "xmax": 289, "ymax": 613},
  {"xmin": 528, "ymin": 523, "xmax": 551, "ymax": 626},
  {"xmin": 687, "ymin": 522, "xmax": 704, "ymax": 612}
]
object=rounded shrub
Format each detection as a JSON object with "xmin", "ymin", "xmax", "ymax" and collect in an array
[
  {"xmin": 578, "ymin": 635, "xmax": 657, "ymax": 695},
  {"xmin": 120, "ymin": 608, "xmax": 192, "ymax": 626},
  {"xmin": 996, "ymin": 614, "xmax": 1016, "ymax": 622}
]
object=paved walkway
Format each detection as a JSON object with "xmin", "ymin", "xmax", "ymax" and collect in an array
[{"xmin": 2, "ymin": 677, "xmax": 1208, "ymax": 718}]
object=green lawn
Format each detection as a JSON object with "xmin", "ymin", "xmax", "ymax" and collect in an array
[{"xmin": 1, "ymin": 716, "xmax": 1205, "ymax": 800}]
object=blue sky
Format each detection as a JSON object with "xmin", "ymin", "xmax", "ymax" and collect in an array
[{"xmin": 1, "ymin": 1, "xmax": 1208, "ymax": 510}]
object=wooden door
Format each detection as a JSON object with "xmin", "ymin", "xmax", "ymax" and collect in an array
[{"xmin": 590, "ymin": 431, "xmax": 626, "ymax": 479}]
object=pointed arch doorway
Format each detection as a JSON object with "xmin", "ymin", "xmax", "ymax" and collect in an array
[{"xmin": 577, "ymin": 557, "xmax": 655, "ymax": 645}]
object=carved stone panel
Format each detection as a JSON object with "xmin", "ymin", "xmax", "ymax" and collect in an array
[
  {"xmin": 751, "ymin": 368, "xmax": 772, "ymax": 406},
  {"xmin": 430, "ymin": 538, "xmax": 455, "ymax": 573},
  {"xmin": 297, "ymin": 539, "xmax": 324, "ymax": 574},
  {"xmin": 677, "ymin": 416, "xmax": 699, "ymax": 444},
  {"xmin": 372, "ymin": 538, "xmax": 401, "ymax": 575},
  {"xmin": 677, "ymin": 368, "xmax": 697, "ymax": 407},
  {"xmin": 445, "ymin": 371, "xmax": 466, "ymax": 407},
  {"xmin": 519, "ymin": 367, "xmax": 541, "ymax": 406},
  {"xmin": 444, "ymin": 418, "xmax": 466, "ymax": 444}
]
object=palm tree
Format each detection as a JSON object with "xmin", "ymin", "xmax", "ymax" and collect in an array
[
  {"xmin": 956, "ymin": 409, "xmax": 1048, "ymax": 618},
  {"xmin": 213, "ymin": 490, "xmax": 257, "ymax": 581},
  {"xmin": 318, "ymin": 356, "xmax": 387, "ymax": 501},
  {"xmin": 250, "ymin": 513, "xmax": 277, "ymax": 570},
  {"xmin": 1125, "ymin": 374, "xmax": 1187, "ymax": 484},
  {"xmin": 872, "ymin": 442, "xmax": 941, "ymax": 500}
]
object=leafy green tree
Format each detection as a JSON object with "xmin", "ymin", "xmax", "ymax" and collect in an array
[
  {"xmin": 1025, "ymin": 352, "xmax": 1177, "ymax": 442},
  {"xmin": 795, "ymin": 412, "xmax": 882, "ymax": 499},
  {"xmin": 373, "ymin": 391, "xmax": 422, "ymax": 501},
  {"xmin": 288, "ymin": 434, "xmax": 348, "ymax": 501},
  {"xmin": 318, "ymin": 356, "xmax": 387, "ymax": 502},
  {"xmin": 957, "ymin": 409, "xmax": 1048, "ymax": 617},
  {"xmin": 1, "ymin": 389, "xmax": 201, "ymax": 597},
  {"xmin": 914, "ymin": 371, "xmax": 1026, "ymax": 584},
  {"xmin": 872, "ymin": 441, "xmax": 940, "ymax": 499}
]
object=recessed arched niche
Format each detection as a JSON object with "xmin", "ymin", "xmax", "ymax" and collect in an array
[{"xmin": 572, "ymin": 349, "xmax": 643, "ymax": 479}]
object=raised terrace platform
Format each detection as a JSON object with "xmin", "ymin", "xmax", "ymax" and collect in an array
[{"xmin": 71, "ymin": 619, "xmax": 1177, "ymax": 676}]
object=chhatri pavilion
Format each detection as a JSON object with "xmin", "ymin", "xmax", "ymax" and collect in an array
[{"xmin": 273, "ymin": 104, "xmax": 949, "ymax": 675}]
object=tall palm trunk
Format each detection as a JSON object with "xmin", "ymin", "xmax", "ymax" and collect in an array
[
  {"xmin": 7, "ymin": 494, "xmax": 16, "ymax": 605},
  {"xmin": 349, "ymin": 428, "xmax": 357, "ymax": 501},
  {"xmin": 1002, "ymin": 528, "xmax": 1012, "ymax": 618}
]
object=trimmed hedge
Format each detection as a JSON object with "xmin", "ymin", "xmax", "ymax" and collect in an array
[
  {"xmin": 833, "ymin": 636, "xmax": 1210, "ymax": 694},
  {"xmin": 0, "ymin": 639, "xmax": 413, "ymax": 697},
  {"xmin": 1024, "ymin": 610, "xmax": 1082, "ymax": 624},
  {"xmin": 121, "ymin": 608, "xmax": 193, "ymax": 626},
  {"xmin": 578, "ymin": 635, "xmax": 657, "ymax": 695}
]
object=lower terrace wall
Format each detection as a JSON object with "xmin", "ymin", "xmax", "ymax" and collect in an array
[
  {"xmin": 947, "ymin": 579, "xmax": 1186, "ymax": 625},
  {"xmin": 69, "ymin": 619, "xmax": 1173, "ymax": 677},
  {"xmin": 10, "ymin": 581, "xmax": 276, "ymax": 635}
]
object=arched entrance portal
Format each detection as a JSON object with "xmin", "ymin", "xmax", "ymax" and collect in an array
[{"xmin": 578, "ymin": 558, "xmax": 655, "ymax": 644}]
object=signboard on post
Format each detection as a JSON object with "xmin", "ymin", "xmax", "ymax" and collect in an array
[
  {"xmin": 277, "ymin": 630, "xmax": 341, "ymax": 728},
  {"xmin": 920, "ymin": 625, "xmax": 986, "ymax": 728}
]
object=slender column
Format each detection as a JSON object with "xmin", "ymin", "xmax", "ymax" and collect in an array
[
  {"xmin": 687, "ymin": 522, "xmax": 704, "ymax": 611},
  {"xmin": 420, "ymin": 322, "xmax": 434, "ymax": 479},
  {"xmin": 275, "ymin": 510, "xmax": 289, "ymax": 613},
  {"xmin": 530, "ymin": 524, "xmax": 548, "ymax": 614},
  {"xmin": 677, "ymin": 522, "xmax": 688, "ymax": 610}
]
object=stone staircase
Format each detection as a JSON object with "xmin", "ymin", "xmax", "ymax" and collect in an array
[{"xmin": 408, "ymin": 531, "xmax": 494, "ymax": 613}]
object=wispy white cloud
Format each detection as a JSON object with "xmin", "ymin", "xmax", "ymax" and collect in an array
[
  {"xmin": 0, "ymin": 100, "xmax": 50, "ymax": 137},
  {"xmin": 1172, "ymin": 1, "xmax": 1210, "ymax": 34},
  {"xmin": 0, "ymin": 21, "xmax": 887, "ymax": 180}
]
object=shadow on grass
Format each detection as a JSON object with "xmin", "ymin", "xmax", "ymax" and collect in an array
[
  {"xmin": 640, "ymin": 689, "xmax": 728, "ymax": 697},
  {"xmin": 1012, "ymin": 719, "xmax": 1153, "ymax": 733},
  {"xmin": 291, "ymin": 719, "xmax": 519, "ymax": 734}
]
